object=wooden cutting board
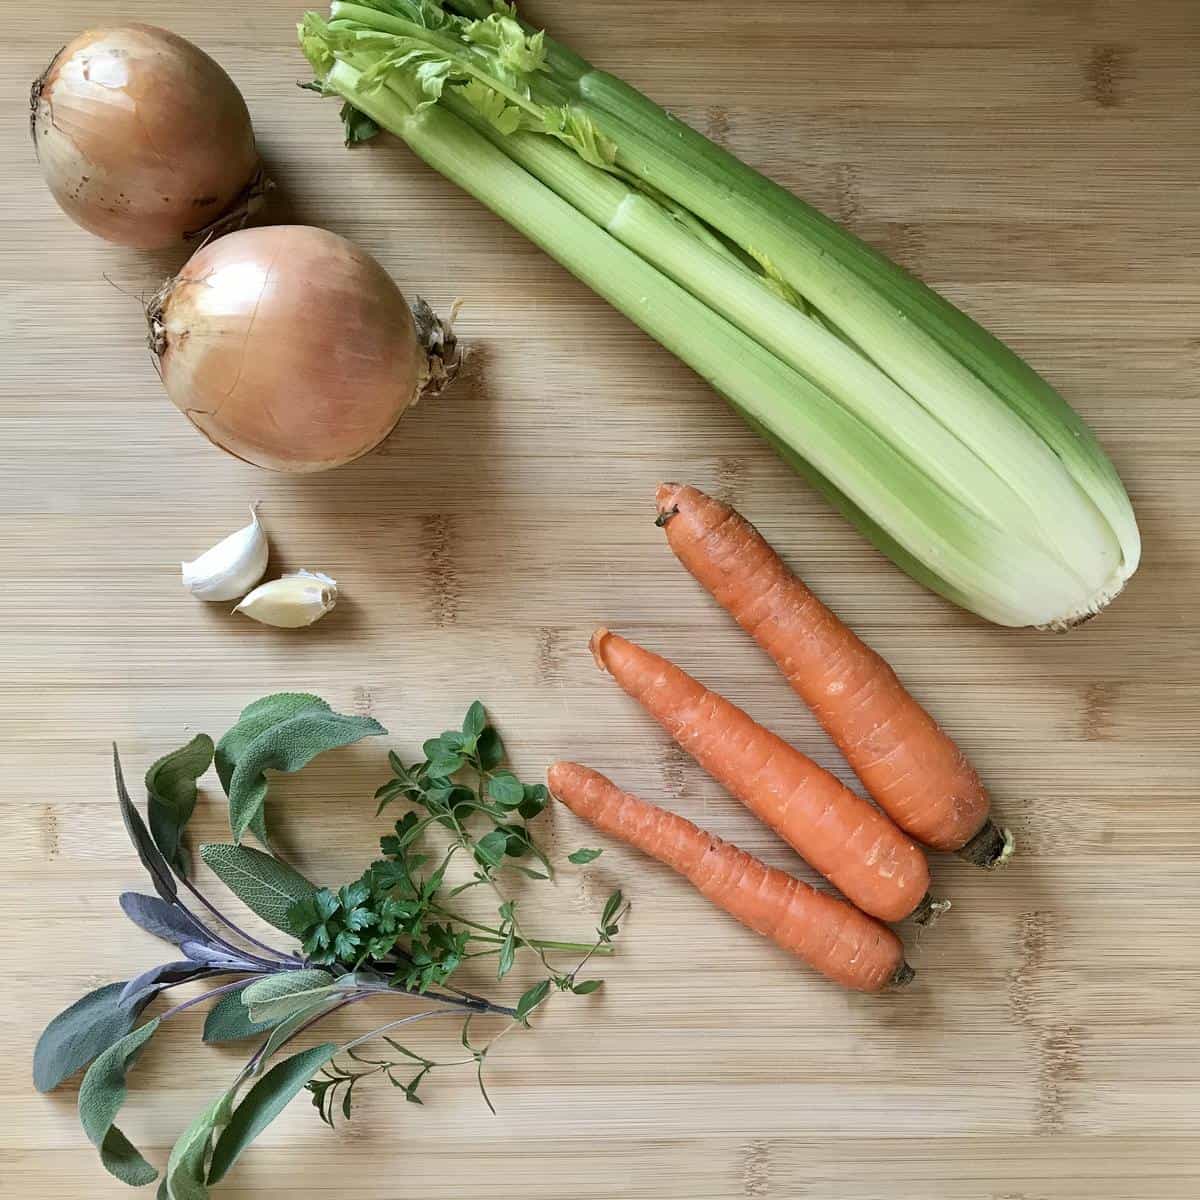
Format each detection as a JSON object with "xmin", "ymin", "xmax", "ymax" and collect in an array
[{"xmin": 4, "ymin": 2, "xmax": 1197, "ymax": 1196}]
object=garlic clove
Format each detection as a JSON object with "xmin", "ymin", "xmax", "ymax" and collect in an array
[
  {"xmin": 234, "ymin": 569, "xmax": 338, "ymax": 628},
  {"xmin": 182, "ymin": 505, "xmax": 269, "ymax": 601}
]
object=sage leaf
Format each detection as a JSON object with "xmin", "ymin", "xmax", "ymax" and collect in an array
[
  {"xmin": 180, "ymin": 942, "xmax": 258, "ymax": 970},
  {"xmin": 215, "ymin": 693, "xmax": 386, "ymax": 844},
  {"xmin": 78, "ymin": 1017, "xmax": 162, "ymax": 1186},
  {"xmin": 164, "ymin": 1084, "xmax": 238, "ymax": 1200},
  {"xmin": 200, "ymin": 844, "xmax": 318, "ymax": 935},
  {"xmin": 120, "ymin": 961, "xmax": 212, "ymax": 1008},
  {"xmin": 146, "ymin": 734, "xmax": 214, "ymax": 877},
  {"xmin": 114, "ymin": 745, "xmax": 177, "ymax": 902},
  {"xmin": 119, "ymin": 893, "xmax": 209, "ymax": 947},
  {"xmin": 216, "ymin": 694, "xmax": 330, "ymax": 846},
  {"xmin": 33, "ymin": 982, "xmax": 152, "ymax": 1093},
  {"xmin": 254, "ymin": 997, "xmax": 340, "ymax": 1065},
  {"xmin": 241, "ymin": 970, "xmax": 336, "ymax": 1024},
  {"xmin": 203, "ymin": 984, "xmax": 285, "ymax": 1045},
  {"xmin": 207, "ymin": 1043, "xmax": 336, "ymax": 1184}
]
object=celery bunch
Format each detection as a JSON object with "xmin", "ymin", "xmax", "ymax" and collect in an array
[{"xmin": 300, "ymin": 0, "xmax": 1140, "ymax": 628}]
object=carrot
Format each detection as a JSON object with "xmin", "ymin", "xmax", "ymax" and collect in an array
[
  {"xmin": 589, "ymin": 628, "xmax": 939, "ymax": 924},
  {"xmin": 656, "ymin": 483, "xmax": 1013, "ymax": 868},
  {"xmin": 549, "ymin": 762, "xmax": 911, "ymax": 992}
]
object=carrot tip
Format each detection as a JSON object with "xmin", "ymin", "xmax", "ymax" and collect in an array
[
  {"xmin": 588, "ymin": 627, "xmax": 612, "ymax": 673},
  {"xmin": 957, "ymin": 820, "xmax": 1016, "ymax": 870},
  {"xmin": 912, "ymin": 895, "xmax": 952, "ymax": 928},
  {"xmin": 655, "ymin": 482, "xmax": 683, "ymax": 511}
]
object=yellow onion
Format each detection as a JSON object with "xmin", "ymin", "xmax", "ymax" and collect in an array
[
  {"xmin": 148, "ymin": 225, "xmax": 460, "ymax": 473},
  {"xmin": 30, "ymin": 24, "xmax": 268, "ymax": 249}
]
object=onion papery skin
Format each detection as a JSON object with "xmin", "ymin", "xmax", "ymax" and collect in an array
[
  {"xmin": 152, "ymin": 225, "xmax": 423, "ymax": 473},
  {"xmin": 31, "ymin": 24, "xmax": 262, "ymax": 249}
]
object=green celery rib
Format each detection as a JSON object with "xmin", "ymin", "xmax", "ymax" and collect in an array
[{"xmin": 323, "ymin": 60, "xmax": 1092, "ymax": 626}]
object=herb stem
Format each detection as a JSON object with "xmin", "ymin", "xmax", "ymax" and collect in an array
[
  {"xmin": 158, "ymin": 976, "xmax": 259, "ymax": 1022},
  {"xmin": 177, "ymin": 875, "xmax": 303, "ymax": 965},
  {"xmin": 339, "ymin": 1007, "xmax": 460, "ymax": 1054},
  {"xmin": 354, "ymin": 980, "xmax": 517, "ymax": 1020}
]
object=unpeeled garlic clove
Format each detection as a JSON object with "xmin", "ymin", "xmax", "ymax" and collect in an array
[
  {"xmin": 182, "ymin": 505, "xmax": 269, "ymax": 601},
  {"xmin": 234, "ymin": 570, "xmax": 338, "ymax": 628}
]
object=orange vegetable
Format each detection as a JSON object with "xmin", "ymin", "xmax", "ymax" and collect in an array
[
  {"xmin": 655, "ymin": 483, "xmax": 1012, "ymax": 867},
  {"xmin": 549, "ymin": 762, "xmax": 911, "ymax": 992},
  {"xmin": 589, "ymin": 628, "xmax": 937, "ymax": 924}
]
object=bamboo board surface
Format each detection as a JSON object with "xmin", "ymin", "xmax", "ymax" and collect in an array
[{"xmin": 3, "ymin": 1, "xmax": 1199, "ymax": 1197}]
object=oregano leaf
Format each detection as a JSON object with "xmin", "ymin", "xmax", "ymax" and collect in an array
[
  {"xmin": 568, "ymin": 848, "xmax": 603, "ymax": 865},
  {"xmin": 515, "ymin": 979, "xmax": 550, "ymax": 1023}
]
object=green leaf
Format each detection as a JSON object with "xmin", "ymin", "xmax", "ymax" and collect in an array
[
  {"xmin": 78, "ymin": 1018, "xmax": 161, "ymax": 1186},
  {"xmin": 487, "ymin": 773, "xmax": 524, "ymax": 807},
  {"xmin": 497, "ymin": 929, "xmax": 516, "ymax": 980},
  {"xmin": 216, "ymin": 693, "xmax": 386, "ymax": 844},
  {"xmin": 163, "ymin": 1084, "xmax": 238, "ymax": 1200},
  {"xmin": 114, "ymin": 746, "xmax": 177, "ymax": 902},
  {"xmin": 339, "ymin": 101, "xmax": 380, "ymax": 146},
  {"xmin": 457, "ymin": 78, "xmax": 527, "ymax": 137},
  {"xmin": 542, "ymin": 105, "xmax": 619, "ymax": 171},
  {"xmin": 145, "ymin": 734, "xmax": 214, "ymax": 877},
  {"xmin": 568, "ymin": 848, "xmax": 603, "ymax": 865},
  {"xmin": 200, "ymin": 844, "xmax": 319, "ymax": 935},
  {"xmin": 476, "ymin": 726, "xmax": 505, "ymax": 770},
  {"xmin": 255, "ymin": 998, "xmax": 340, "ymax": 1068},
  {"xmin": 518, "ymin": 783, "xmax": 549, "ymax": 820},
  {"xmin": 242, "ymin": 970, "xmax": 336, "ymax": 1024},
  {"xmin": 203, "ymin": 984, "xmax": 285, "ymax": 1045},
  {"xmin": 515, "ymin": 979, "xmax": 550, "ymax": 1024},
  {"xmin": 34, "ymin": 982, "xmax": 150, "ymax": 1093},
  {"xmin": 601, "ymin": 889, "xmax": 624, "ymax": 929},
  {"xmin": 208, "ymin": 1043, "xmax": 337, "ymax": 1184},
  {"xmin": 461, "ymin": 12, "xmax": 547, "ymax": 74},
  {"xmin": 216, "ymin": 694, "xmax": 327, "ymax": 844},
  {"xmin": 462, "ymin": 701, "xmax": 487, "ymax": 738},
  {"xmin": 571, "ymin": 979, "xmax": 603, "ymax": 995},
  {"xmin": 473, "ymin": 829, "xmax": 508, "ymax": 868}
]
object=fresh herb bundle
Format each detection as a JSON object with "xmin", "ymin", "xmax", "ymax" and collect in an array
[{"xmin": 34, "ymin": 694, "xmax": 625, "ymax": 1197}]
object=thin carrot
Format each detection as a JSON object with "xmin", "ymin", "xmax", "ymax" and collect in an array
[
  {"xmin": 549, "ymin": 762, "xmax": 912, "ymax": 993},
  {"xmin": 656, "ymin": 483, "xmax": 1013, "ymax": 868},
  {"xmin": 589, "ymin": 628, "xmax": 938, "ymax": 924}
]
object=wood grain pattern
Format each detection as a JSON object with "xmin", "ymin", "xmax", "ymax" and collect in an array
[{"xmin": 4, "ymin": 1, "xmax": 1198, "ymax": 1196}]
